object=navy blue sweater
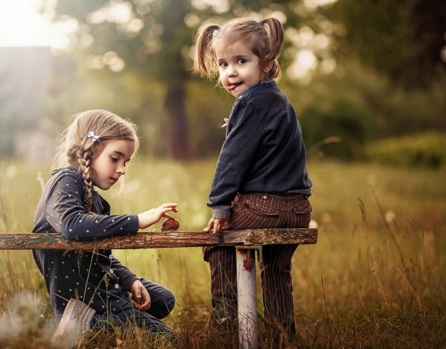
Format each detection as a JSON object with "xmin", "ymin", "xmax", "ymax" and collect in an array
[
  {"xmin": 209, "ymin": 80, "xmax": 312, "ymax": 219},
  {"xmin": 33, "ymin": 167, "xmax": 140, "ymax": 319}
]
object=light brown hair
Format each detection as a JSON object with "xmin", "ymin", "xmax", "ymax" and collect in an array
[
  {"xmin": 54, "ymin": 110, "xmax": 139, "ymax": 212},
  {"xmin": 193, "ymin": 17, "xmax": 284, "ymax": 81}
]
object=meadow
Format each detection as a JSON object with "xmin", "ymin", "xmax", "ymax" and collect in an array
[{"xmin": 0, "ymin": 159, "xmax": 445, "ymax": 348}]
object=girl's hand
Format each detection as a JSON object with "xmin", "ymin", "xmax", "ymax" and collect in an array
[
  {"xmin": 130, "ymin": 279, "xmax": 151, "ymax": 310},
  {"xmin": 203, "ymin": 217, "xmax": 227, "ymax": 234},
  {"xmin": 137, "ymin": 203, "xmax": 178, "ymax": 229}
]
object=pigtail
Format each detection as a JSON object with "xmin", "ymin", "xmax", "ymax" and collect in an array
[
  {"xmin": 76, "ymin": 140, "xmax": 95, "ymax": 213},
  {"xmin": 193, "ymin": 24, "xmax": 221, "ymax": 79},
  {"xmin": 262, "ymin": 17, "xmax": 284, "ymax": 79}
]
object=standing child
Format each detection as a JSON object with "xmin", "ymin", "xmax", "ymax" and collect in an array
[
  {"xmin": 193, "ymin": 17, "xmax": 313, "ymax": 335},
  {"xmin": 32, "ymin": 110, "xmax": 178, "ymax": 343}
]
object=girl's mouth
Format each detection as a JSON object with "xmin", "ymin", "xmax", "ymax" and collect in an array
[
  {"xmin": 110, "ymin": 177, "xmax": 118, "ymax": 183},
  {"xmin": 227, "ymin": 82, "xmax": 241, "ymax": 91}
]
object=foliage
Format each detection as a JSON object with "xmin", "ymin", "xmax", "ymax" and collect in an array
[
  {"xmin": 38, "ymin": 0, "xmax": 446, "ymax": 161},
  {"xmin": 284, "ymin": 60, "xmax": 446, "ymax": 161},
  {"xmin": 1, "ymin": 159, "xmax": 446, "ymax": 347},
  {"xmin": 365, "ymin": 132, "xmax": 446, "ymax": 169},
  {"xmin": 49, "ymin": 0, "xmax": 310, "ymax": 160},
  {"xmin": 323, "ymin": 0, "xmax": 446, "ymax": 89},
  {"xmin": 300, "ymin": 98, "xmax": 376, "ymax": 160}
]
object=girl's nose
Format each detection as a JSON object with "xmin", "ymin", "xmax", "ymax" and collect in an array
[
  {"xmin": 117, "ymin": 164, "xmax": 126, "ymax": 175},
  {"xmin": 228, "ymin": 64, "xmax": 237, "ymax": 77}
]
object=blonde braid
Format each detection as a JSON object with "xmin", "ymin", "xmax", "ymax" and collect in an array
[{"xmin": 76, "ymin": 143, "xmax": 94, "ymax": 213}]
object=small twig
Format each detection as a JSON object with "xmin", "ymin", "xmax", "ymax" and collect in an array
[{"xmin": 308, "ymin": 137, "xmax": 341, "ymax": 156}]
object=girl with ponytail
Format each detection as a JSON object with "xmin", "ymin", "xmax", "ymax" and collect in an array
[
  {"xmin": 193, "ymin": 17, "xmax": 313, "ymax": 335},
  {"xmin": 33, "ymin": 110, "xmax": 178, "ymax": 344}
]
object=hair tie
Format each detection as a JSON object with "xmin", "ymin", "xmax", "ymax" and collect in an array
[
  {"xmin": 87, "ymin": 131, "xmax": 100, "ymax": 143},
  {"xmin": 259, "ymin": 20, "xmax": 264, "ymax": 25}
]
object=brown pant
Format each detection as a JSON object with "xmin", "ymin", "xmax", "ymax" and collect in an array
[{"xmin": 203, "ymin": 193, "xmax": 312, "ymax": 332}]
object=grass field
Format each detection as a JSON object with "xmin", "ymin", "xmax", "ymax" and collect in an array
[{"xmin": 0, "ymin": 159, "xmax": 445, "ymax": 348}]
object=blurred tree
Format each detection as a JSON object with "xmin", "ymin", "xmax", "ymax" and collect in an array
[
  {"xmin": 325, "ymin": 0, "xmax": 446, "ymax": 89},
  {"xmin": 49, "ymin": 0, "xmax": 309, "ymax": 159},
  {"xmin": 0, "ymin": 70, "xmax": 18, "ymax": 157},
  {"xmin": 52, "ymin": 0, "xmax": 191, "ymax": 159},
  {"xmin": 48, "ymin": 0, "xmax": 445, "ymax": 160}
]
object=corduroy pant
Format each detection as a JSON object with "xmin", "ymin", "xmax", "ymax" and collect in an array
[{"xmin": 203, "ymin": 192, "xmax": 312, "ymax": 333}]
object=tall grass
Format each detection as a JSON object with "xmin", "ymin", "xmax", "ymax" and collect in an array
[{"xmin": 0, "ymin": 159, "xmax": 445, "ymax": 348}]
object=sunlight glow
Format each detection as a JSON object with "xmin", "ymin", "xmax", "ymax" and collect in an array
[
  {"xmin": 191, "ymin": 0, "xmax": 230, "ymax": 14},
  {"xmin": 287, "ymin": 49, "xmax": 318, "ymax": 83},
  {"xmin": 0, "ymin": 0, "xmax": 79, "ymax": 51},
  {"xmin": 0, "ymin": 0, "xmax": 52, "ymax": 46},
  {"xmin": 304, "ymin": 0, "xmax": 337, "ymax": 10}
]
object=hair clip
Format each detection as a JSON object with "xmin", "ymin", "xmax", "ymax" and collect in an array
[
  {"xmin": 87, "ymin": 131, "xmax": 100, "ymax": 143},
  {"xmin": 260, "ymin": 20, "xmax": 264, "ymax": 25}
]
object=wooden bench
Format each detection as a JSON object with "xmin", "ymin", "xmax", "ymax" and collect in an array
[{"xmin": 0, "ymin": 228, "xmax": 318, "ymax": 349}]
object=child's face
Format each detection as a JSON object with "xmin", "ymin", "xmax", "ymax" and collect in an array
[
  {"xmin": 216, "ymin": 40, "xmax": 264, "ymax": 98},
  {"xmin": 90, "ymin": 139, "xmax": 135, "ymax": 190}
]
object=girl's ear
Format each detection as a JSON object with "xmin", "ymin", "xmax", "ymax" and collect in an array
[{"xmin": 263, "ymin": 61, "xmax": 273, "ymax": 77}]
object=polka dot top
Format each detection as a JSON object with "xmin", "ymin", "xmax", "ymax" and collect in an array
[{"xmin": 32, "ymin": 167, "xmax": 139, "ymax": 319}]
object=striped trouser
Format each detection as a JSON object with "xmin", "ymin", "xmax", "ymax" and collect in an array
[{"xmin": 203, "ymin": 192, "xmax": 312, "ymax": 332}]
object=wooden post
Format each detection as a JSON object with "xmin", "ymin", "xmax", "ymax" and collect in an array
[{"xmin": 236, "ymin": 247, "xmax": 258, "ymax": 349}]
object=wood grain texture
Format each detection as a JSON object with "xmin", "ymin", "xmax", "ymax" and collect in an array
[{"xmin": 0, "ymin": 229, "xmax": 318, "ymax": 251}]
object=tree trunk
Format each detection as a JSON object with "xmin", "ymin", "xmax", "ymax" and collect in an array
[
  {"xmin": 163, "ymin": 83, "xmax": 188, "ymax": 159},
  {"xmin": 160, "ymin": 0, "xmax": 190, "ymax": 160}
]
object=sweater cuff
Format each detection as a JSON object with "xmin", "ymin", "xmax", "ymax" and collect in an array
[
  {"xmin": 212, "ymin": 206, "xmax": 231, "ymax": 220},
  {"xmin": 120, "ymin": 274, "xmax": 139, "ymax": 292}
]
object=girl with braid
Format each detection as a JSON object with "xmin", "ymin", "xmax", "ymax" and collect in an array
[
  {"xmin": 32, "ymin": 110, "xmax": 178, "ymax": 344},
  {"xmin": 193, "ymin": 17, "xmax": 313, "ymax": 335}
]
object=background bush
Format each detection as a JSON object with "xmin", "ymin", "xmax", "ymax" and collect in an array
[{"xmin": 364, "ymin": 132, "xmax": 446, "ymax": 169}]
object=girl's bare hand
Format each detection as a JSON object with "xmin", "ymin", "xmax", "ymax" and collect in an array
[
  {"xmin": 137, "ymin": 203, "xmax": 178, "ymax": 229},
  {"xmin": 203, "ymin": 217, "xmax": 227, "ymax": 234},
  {"xmin": 130, "ymin": 279, "xmax": 151, "ymax": 310}
]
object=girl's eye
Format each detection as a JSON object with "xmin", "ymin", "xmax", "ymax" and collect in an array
[
  {"xmin": 219, "ymin": 62, "xmax": 228, "ymax": 67},
  {"xmin": 237, "ymin": 59, "xmax": 246, "ymax": 64},
  {"xmin": 111, "ymin": 157, "xmax": 118, "ymax": 162}
]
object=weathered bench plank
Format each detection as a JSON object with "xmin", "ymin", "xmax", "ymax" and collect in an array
[{"xmin": 0, "ymin": 228, "xmax": 317, "ymax": 250}]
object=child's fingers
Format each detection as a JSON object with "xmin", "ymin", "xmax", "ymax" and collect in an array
[
  {"xmin": 159, "ymin": 204, "xmax": 178, "ymax": 213},
  {"xmin": 213, "ymin": 219, "xmax": 225, "ymax": 234},
  {"xmin": 162, "ymin": 213, "xmax": 176, "ymax": 220},
  {"xmin": 160, "ymin": 203, "xmax": 177, "ymax": 209},
  {"xmin": 203, "ymin": 218, "xmax": 214, "ymax": 232}
]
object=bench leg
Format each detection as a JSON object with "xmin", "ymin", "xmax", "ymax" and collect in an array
[{"xmin": 236, "ymin": 248, "xmax": 258, "ymax": 349}]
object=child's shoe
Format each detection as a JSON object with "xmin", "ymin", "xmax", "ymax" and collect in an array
[{"xmin": 52, "ymin": 298, "xmax": 96, "ymax": 345}]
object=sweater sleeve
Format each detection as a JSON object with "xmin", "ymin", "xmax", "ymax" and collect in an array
[
  {"xmin": 45, "ymin": 172, "xmax": 139, "ymax": 241},
  {"xmin": 208, "ymin": 101, "xmax": 263, "ymax": 211},
  {"xmin": 110, "ymin": 256, "xmax": 139, "ymax": 291}
]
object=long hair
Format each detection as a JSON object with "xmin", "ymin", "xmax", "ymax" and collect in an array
[
  {"xmin": 54, "ymin": 110, "xmax": 139, "ymax": 212},
  {"xmin": 193, "ymin": 17, "xmax": 284, "ymax": 81}
]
